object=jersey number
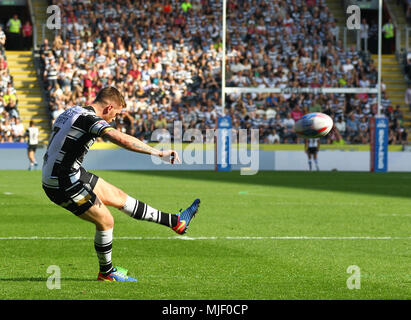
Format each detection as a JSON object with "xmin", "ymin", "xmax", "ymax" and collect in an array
[{"xmin": 43, "ymin": 126, "xmax": 61, "ymax": 164}]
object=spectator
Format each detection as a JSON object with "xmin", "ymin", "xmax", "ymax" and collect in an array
[
  {"xmin": 405, "ymin": 83, "xmax": 411, "ymax": 112},
  {"xmin": 0, "ymin": 117, "xmax": 12, "ymax": 142},
  {"xmin": 181, "ymin": 1, "xmax": 192, "ymax": 13},
  {"xmin": 0, "ymin": 26, "xmax": 5, "ymax": 55},
  {"xmin": 6, "ymin": 14, "xmax": 22, "ymax": 50},
  {"xmin": 346, "ymin": 114, "xmax": 361, "ymax": 143},
  {"xmin": 0, "ymin": 28, "xmax": 22, "ymax": 144},
  {"xmin": 35, "ymin": 0, "xmax": 406, "ymax": 146},
  {"xmin": 382, "ymin": 18, "xmax": 394, "ymax": 54},
  {"xmin": 11, "ymin": 116, "xmax": 24, "ymax": 141},
  {"xmin": 44, "ymin": 59, "xmax": 58, "ymax": 89},
  {"xmin": 51, "ymin": 103, "xmax": 65, "ymax": 123},
  {"xmin": 22, "ymin": 21, "xmax": 33, "ymax": 50},
  {"xmin": 358, "ymin": 117, "xmax": 369, "ymax": 143},
  {"xmin": 360, "ymin": 18, "xmax": 369, "ymax": 52},
  {"xmin": 282, "ymin": 113, "xmax": 296, "ymax": 143},
  {"xmin": 394, "ymin": 105, "xmax": 403, "ymax": 122},
  {"xmin": 388, "ymin": 128, "xmax": 397, "ymax": 144},
  {"xmin": 266, "ymin": 129, "xmax": 280, "ymax": 144},
  {"xmin": 405, "ymin": 49, "xmax": 411, "ymax": 75},
  {"xmin": 3, "ymin": 87, "xmax": 18, "ymax": 118},
  {"xmin": 330, "ymin": 21, "xmax": 339, "ymax": 42},
  {"xmin": 155, "ymin": 113, "xmax": 168, "ymax": 129},
  {"xmin": 396, "ymin": 127, "xmax": 408, "ymax": 145},
  {"xmin": 335, "ymin": 117, "xmax": 347, "ymax": 138},
  {"xmin": 290, "ymin": 105, "xmax": 303, "ymax": 122}
]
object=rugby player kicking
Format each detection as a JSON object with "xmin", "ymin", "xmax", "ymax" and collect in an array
[{"xmin": 42, "ymin": 87, "xmax": 200, "ymax": 282}]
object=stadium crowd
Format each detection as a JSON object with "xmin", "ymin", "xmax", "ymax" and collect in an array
[
  {"xmin": 0, "ymin": 26, "xmax": 24, "ymax": 143},
  {"xmin": 38, "ymin": 0, "xmax": 407, "ymax": 145}
]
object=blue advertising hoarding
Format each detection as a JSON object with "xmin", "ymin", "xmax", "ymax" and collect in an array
[
  {"xmin": 370, "ymin": 116, "xmax": 388, "ymax": 172},
  {"xmin": 216, "ymin": 116, "xmax": 232, "ymax": 171}
]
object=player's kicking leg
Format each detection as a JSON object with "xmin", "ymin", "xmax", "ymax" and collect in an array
[
  {"xmin": 78, "ymin": 177, "xmax": 200, "ymax": 282},
  {"xmin": 93, "ymin": 178, "xmax": 200, "ymax": 235}
]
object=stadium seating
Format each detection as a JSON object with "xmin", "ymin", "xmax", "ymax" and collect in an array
[
  {"xmin": 0, "ymin": 39, "xmax": 24, "ymax": 143},
  {"xmin": 36, "ymin": 0, "xmax": 406, "ymax": 145}
]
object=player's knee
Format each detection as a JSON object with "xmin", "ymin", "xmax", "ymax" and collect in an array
[
  {"xmin": 108, "ymin": 188, "xmax": 127, "ymax": 209},
  {"xmin": 82, "ymin": 202, "xmax": 114, "ymax": 230},
  {"xmin": 95, "ymin": 178, "xmax": 127, "ymax": 208},
  {"xmin": 111, "ymin": 186, "xmax": 126, "ymax": 200},
  {"xmin": 104, "ymin": 216, "xmax": 114, "ymax": 230},
  {"xmin": 96, "ymin": 213, "xmax": 114, "ymax": 230}
]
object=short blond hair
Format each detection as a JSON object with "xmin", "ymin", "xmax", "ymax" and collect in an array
[{"xmin": 94, "ymin": 87, "xmax": 126, "ymax": 109}]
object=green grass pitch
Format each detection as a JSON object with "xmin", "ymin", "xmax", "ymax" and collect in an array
[{"xmin": 0, "ymin": 170, "xmax": 410, "ymax": 300}]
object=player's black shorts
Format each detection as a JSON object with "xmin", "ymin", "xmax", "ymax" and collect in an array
[
  {"xmin": 307, "ymin": 147, "xmax": 318, "ymax": 155},
  {"xmin": 28, "ymin": 144, "xmax": 37, "ymax": 152},
  {"xmin": 42, "ymin": 167, "xmax": 99, "ymax": 216}
]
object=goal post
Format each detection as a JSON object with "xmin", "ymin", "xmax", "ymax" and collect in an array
[{"xmin": 219, "ymin": 0, "xmax": 386, "ymax": 172}]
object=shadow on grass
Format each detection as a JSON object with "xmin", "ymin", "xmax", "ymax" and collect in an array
[
  {"xmin": 0, "ymin": 277, "xmax": 93, "ymax": 282},
  {"xmin": 102, "ymin": 170, "xmax": 411, "ymax": 200}
]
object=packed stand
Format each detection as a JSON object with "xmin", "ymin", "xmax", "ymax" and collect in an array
[
  {"xmin": 400, "ymin": 0, "xmax": 411, "ymax": 25},
  {"xmin": 225, "ymin": 0, "xmax": 407, "ymax": 145},
  {"xmin": 39, "ymin": 0, "xmax": 406, "ymax": 145},
  {"xmin": 0, "ymin": 27, "xmax": 24, "ymax": 143}
]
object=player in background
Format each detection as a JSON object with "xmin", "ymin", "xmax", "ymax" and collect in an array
[
  {"xmin": 25, "ymin": 120, "xmax": 39, "ymax": 170},
  {"xmin": 305, "ymin": 138, "xmax": 320, "ymax": 171},
  {"xmin": 42, "ymin": 87, "xmax": 200, "ymax": 282}
]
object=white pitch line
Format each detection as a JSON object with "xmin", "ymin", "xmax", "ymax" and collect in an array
[
  {"xmin": 0, "ymin": 236, "xmax": 410, "ymax": 240},
  {"xmin": 377, "ymin": 214, "xmax": 411, "ymax": 217}
]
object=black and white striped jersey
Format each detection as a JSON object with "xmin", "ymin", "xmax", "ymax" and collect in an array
[
  {"xmin": 26, "ymin": 127, "xmax": 39, "ymax": 145},
  {"xmin": 42, "ymin": 105, "xmax": 113, "ymax": 189},
  {"xmin": 45, "ymin": 64, "xmax": 58, "ymax": 80},
  {"xmin": 307, "ymin": 138, "xmax": 319, "ymax": 148}
]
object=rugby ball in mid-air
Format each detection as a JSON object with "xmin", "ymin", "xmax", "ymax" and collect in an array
[{"xmin": 295, "ymin": 112, "xmax": 333, "ymax": 138}]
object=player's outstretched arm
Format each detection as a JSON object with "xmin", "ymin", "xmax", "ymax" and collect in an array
[{"xmin": 102, "ymin": 128, "xmax": 180, "ymax": 164}]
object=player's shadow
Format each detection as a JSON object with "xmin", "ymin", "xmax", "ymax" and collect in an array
[
  {"xmin": 0, "ymin": 277, "xmax": 93, "ymax": 282},
  {"xmin": 119, "ymin": 170, "xmax": 411, "ymax": 199}
]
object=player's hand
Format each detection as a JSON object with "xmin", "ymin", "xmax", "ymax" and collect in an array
[{"xmin": 160, "ymin": 150, "xmax": 181, "ymax": 164}]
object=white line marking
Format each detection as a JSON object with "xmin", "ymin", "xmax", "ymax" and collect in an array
[
  {"xmin": 0, "ymin": 236, "xmax": 409, "ymax": 240},
  {"xmin": 377, "ymin": 214, "xmax": 411, "ymax": 217}
]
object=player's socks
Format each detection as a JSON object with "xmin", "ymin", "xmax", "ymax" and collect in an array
[
  {"xmin": 94, "ymin": 228, "xmax": 114, "ymax": 276},
  {"xmin": 121, "ymin": 195, "xmax": 178, "ymax": 228},
  {"xmin": 308, "ymin": 160, "xmax": 312, "ymax": 171}
]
